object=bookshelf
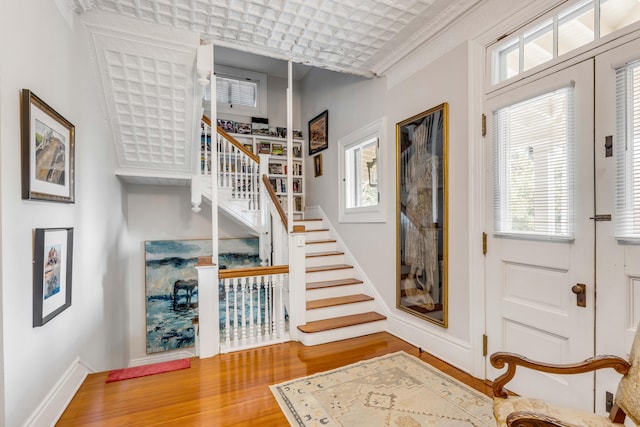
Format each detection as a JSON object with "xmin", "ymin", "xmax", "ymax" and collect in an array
[{"xmin": 228, "ymin": 133, "xmax": 305, "ymax": 216}]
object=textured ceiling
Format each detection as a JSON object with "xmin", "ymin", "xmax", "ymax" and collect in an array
[{"xmin": 84, "ymin": 0, "xmax": 482, "ymax": 77}]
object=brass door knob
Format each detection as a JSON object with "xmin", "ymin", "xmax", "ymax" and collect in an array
[{"xmin": 572, "ymin": 285, "xmax": 585, "ymax": 294}]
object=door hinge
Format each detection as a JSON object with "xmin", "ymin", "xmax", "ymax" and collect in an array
[
  {"xmin": 482, "ymin": 334, "xmax": 488, "ymax": 357},
  {"xmin": 482, "ymin": 232, "xmax": 487, "ymax": 255},
  {"xmin": 481, "ymin": 114, "xmax": 487, "ymax": 137}
]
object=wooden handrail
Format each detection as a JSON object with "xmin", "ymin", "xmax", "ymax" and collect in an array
[
  {"xmin": 219, "ymin": 265, "xmax": 289, "ymax": 279},
  {"xmin": 202, "ymin": 115, "xmax": 260, "ymax": 163},
  {"xmin": 262, "ymin": 174, "xmax": 288, "ymax": 230}
]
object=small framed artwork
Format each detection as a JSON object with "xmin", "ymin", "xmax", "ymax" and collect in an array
[
  {"xmin": 308, "ymin": 110, "xmax": 328, "ymax": 155},
  {"xmin": 33, "ymin": 228, "xmax": 74, "ymax": 326},
  {"xmin": 21, "ymin": 89, "xmax": 75, "ymax": 203},
  {"xmin": 314, "ymin": 153, "xmax": 323, "ymax": 177}
]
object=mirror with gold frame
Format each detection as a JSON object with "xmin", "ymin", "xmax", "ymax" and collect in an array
[{"xmin": 396, "ymin": 103, "xmax": 448, "ymax": 328}]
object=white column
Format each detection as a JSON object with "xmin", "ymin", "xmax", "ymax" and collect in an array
[
  {"xmin": 196, "ymin": 259, "xmax": 219, "ymax": 358},
  {"xmin": 287, "ymin": 230, "xmax": 307, "ymax": 341}
]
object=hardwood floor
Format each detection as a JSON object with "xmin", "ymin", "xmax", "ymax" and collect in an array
[{"xmin": 58, "ymin": 332, "xmax": 492, "ymax": 426}]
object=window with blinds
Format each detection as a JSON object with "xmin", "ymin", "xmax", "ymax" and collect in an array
[
  {"xmin": 204, "ymin": 65, "xmax": 267, "ymax": 117},
  {"xmin": 615, "ymin": 61, "xmax": 640, "ymax": 241},
  {"xmin": 493, "ymin": 86, "xmax": 575, "ymax": 239}
]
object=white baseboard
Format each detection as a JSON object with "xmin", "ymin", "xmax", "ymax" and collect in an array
[
  {"xmin": 128, "ymin": 350, "xmax": 195, "ymax": 367},
  {"xmin": 387, "ymin": 315, "xmax": 474, "ymax": 373},
  {"xmin": 25, "ymin": 358, "xmax": 93, "ymax": 427}
]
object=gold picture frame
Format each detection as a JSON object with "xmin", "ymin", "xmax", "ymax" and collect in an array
[
  {"xmin": 396, "ymin": 103, "xmax": 448, "ymax": 328},
  {"xmin": 21, "ymin": 89, "xmax": 75, "ymax": 203}
]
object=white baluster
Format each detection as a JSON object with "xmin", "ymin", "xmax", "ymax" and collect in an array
[
  {"xmin": 224, "ymin": 278, "xmax": 231, "ymax": 347},
  {"xmin": 233, "ymin": 277, "xmax": 239, "ymax": 344},
  {"xmin": 241, "ymin": 277, "xmax": 247, "ymax": 342},
  {"xmin": 256, "ymin": 276, "xmax": 263, "ymax": 341},
  {"xmin": 248, "ymin": 276, "xmax": 255, "ymax": 342}
]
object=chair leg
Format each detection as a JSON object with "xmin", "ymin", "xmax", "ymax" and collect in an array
[{"xmin": 609, "ymin": 403, "xmax": 626, "ymax": 424}]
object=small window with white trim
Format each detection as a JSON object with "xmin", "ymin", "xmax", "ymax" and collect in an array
[
  {"xmin": 338, "ymin": 118, "xmax": 386, "ymax": 223},
  {"xmin": 205, "ymin": 65, "xmax": 268, "ymax": 117}
]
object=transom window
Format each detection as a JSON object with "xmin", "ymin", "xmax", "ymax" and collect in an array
[
  {"xmin": 492, "ymin": 0, "xmax": 640, "ymax": 84},
  {"xmin": 493, "ymin": 86, "xmax": 575, "ymax": 238}
]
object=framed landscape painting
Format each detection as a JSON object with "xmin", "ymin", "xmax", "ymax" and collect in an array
[
  {"xmin": 308, "ymin": 110, "xmax": 328, "ymax": 155},
  {"xmin": 21, "ymin": 89, "xmax": 75, "ymax": 203}
]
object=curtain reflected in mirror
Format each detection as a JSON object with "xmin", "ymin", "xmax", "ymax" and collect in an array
[{"xmin": 396, "ymin": 103, "xmax": 448, "ymax": 328}]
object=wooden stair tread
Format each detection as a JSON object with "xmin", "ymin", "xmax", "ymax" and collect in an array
[
  {"xmin": 306, "ymin": 239, "xmax": 337, "ymax": 245},
  {"xmin": 306, "ymin": 264, "xmax": 353, "ymax": 273},
  {"xmin": 306, "ymin": 278, "xmax": 363, "ymax": 290},
  {"xmin": 307, "ymin": 294, "xmax": 373, "ymax": 310},
  {"xmin": 297, "ymin": 312, "xmax": 386, "ymax": 333},
  {"xmin": 306, "ymin": 251, "xmax": 344, "ymax": 258},
  {"xmin": 306, "ymin": 228, "xmax": 329, "ymax": 232},
  {"xmin": 295, "ymin": 218, "xmax": 322, "ymax": 222}
]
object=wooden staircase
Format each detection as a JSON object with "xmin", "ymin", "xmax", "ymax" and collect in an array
[{"xmin": 294, "ymin": 218, "xmax": 386, "ymax": 346}]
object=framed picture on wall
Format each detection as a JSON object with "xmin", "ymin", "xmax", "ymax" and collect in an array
[
  {"xmin": 33, "ymin": 228, "xmax": 74, "ymax": 327},
  {"xmin": 21, "ymin": 89, "xmax": 75, "ymax": 203},
  {"xmin": 308, "ymin": 110, "xmax": 328, "ymax": 155}
]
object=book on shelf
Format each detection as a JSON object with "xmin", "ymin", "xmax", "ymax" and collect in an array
[
  {"xmin": 259, "ymin": 142, "xmax": 271, "ymax": 154},
  {"xmin": 236, "ymin": 122, "xmax": 251, "ymax": 134},
  {"xmin": 292, "ymin": 178, "xmax": 302, "ymax": 193},
  {"xmin": 268, "ymin": 163, "xmax": 283, "ymax": 174},
  {"xmin": 271, "ymin": 143, "xmax": 283, "ymax": 155},
  {"xmin": 243, "ymin": 143, "xmax": 253, "ymax": 154},
  {"xmin": 251, "ymin": 117, "xmax": 269, "ymax": 135},
  {"xmin": 292, "ymin": 144, "xmax": 301, "ymax": 158}
]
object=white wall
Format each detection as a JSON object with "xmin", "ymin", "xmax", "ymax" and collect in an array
[
  {"xmin": 125, "ymin": 185, "xmax": 251, "ymax": 363},
  {"xmin": 301, "ymin": 42, "xmax": 472, "ymax": 369},
  {"xmin": 0, "ymin": 1, "xmax": 127, "ymax": 425}
]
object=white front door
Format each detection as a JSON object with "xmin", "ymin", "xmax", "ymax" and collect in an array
[
  {"xmin": 485, "ymin": 59, "xmax": 595, "ymax": 410},
  {"xmin": 594, "ymin": 37, "xmax": 640, "ymax": 412}
]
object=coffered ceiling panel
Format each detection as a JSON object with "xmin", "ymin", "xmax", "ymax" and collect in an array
[{"xmin": 83, "ymin": 0, "xmax": 482, "ymax": 77}]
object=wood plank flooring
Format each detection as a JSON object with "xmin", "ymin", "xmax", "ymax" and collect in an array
[{"xmin": 57, "ymin": 332, "xmax": 492, "ymax": 426}]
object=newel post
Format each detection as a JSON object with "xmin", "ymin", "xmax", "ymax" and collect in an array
[
  {"xmin": 196, "ymin": 256, "xmax": 219, "ymax": 358},
  {"xmin": 287, "ymin": 227, "xmax": 307, "ymax": 341}
]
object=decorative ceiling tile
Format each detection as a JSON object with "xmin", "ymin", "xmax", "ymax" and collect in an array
[{"xmin": 90, "ymin": 0, "xmax": 481, "ymax": 77}]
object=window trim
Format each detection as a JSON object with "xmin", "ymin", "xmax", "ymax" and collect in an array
[
  {"xmin": 213, "ymin": 65, "xmax": 268, "ymax": 117},
  {"xmin": 338, "ymin": 118, "xmax": 386, "ymax": 223}
]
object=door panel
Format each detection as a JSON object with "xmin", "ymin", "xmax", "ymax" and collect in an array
[
  {"xmin": 485, "ymin": 59, "xmax": 595, "ymax": 410},
  {"xmin": 594, "ymin": 37, "xmax": 640, "ymax": 415}
]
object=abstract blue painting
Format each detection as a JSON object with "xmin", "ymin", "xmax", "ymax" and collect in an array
[
  {"xmin": 145, "ymin": 237, "xmax": 260, "ymax": 354},
  {"xmin": 145, "ymin": 239, "xmax": 211, "ymax": 354}
]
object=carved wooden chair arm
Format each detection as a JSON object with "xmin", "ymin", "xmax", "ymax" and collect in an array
[
  {"xmin": 505, "ymin": 411, "xmax": 580, "ymax": 427},
  {"xmin": 490, "ymin": 352, "xmax": 630, "ymax": 398}
]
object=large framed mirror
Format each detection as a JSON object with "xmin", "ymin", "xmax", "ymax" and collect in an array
[{"xmin": 396, "ymin": 103, "xmax": 448, "ymax": 328}]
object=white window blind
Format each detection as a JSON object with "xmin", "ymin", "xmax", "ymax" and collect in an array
[
  {"xmin": 615, "ymin": 61, "xmax": 640, "ymax": 241},
  {"xmin": 493, "ymin": 86, "xmax": 575, "ymax": 238},
  {"xmin": 204, "ymin": 75, "xmax": 257, "ymax": 108}
]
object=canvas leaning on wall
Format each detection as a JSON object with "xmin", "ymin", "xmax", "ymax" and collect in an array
[{"xmin": 144, "ymin": 237, "xmax": 260, "ymax": 354}]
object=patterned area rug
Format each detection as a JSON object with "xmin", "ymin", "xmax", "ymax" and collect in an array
[{"xmin": 270, "ymin": 351, "xmax": 493, "ymax": 426}]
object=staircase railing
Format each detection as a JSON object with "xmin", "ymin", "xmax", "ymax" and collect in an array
[
  {"xmin": 218, "ymin": 265, "xmax": 289, "ymax": 352},
  {"xmin": 201, "ymin": 116, "xmax": 260, "ymax": 210}
]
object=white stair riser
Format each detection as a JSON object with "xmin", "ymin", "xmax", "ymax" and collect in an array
[
  {"xmin": 305, "ymin": 241, "xmax": 338, "ymax": 254},
  {"xmin": 306, "ymin": 268, "xmax": 354, "ymax": 283},
  {"xmin": 293, "ymin": 220, "xmax": 324, "ymax": 231},
  {"xmin": 306, "ymin": 283, "xmax": 364, "ymax": 300},
  {"xmin": 305, "ymin": 254, "xmax": 345, "ymax": 267},
  {"xmin": 306, "ymin": 300, "xmax": 375, "ymax": 322},
  {"xmin": 298, "ymin": 320, "xmax": 387, "ymax": 346},
  {"xmin": 305, "ymin": 230, "xmax": 331, "ymax": 240}
]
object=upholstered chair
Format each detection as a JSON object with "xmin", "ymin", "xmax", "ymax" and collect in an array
[{"xmin": 490, "ymin": 326, "xmax": 639, "ymax": 427}]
